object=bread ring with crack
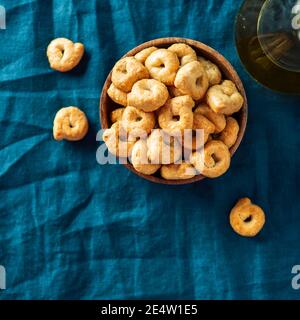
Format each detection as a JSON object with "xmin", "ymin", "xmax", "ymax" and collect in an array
[
  {"xmin": 168, "ymin": 43, "xmax": 197, "ymax": 66},
  {"xmin": 47, "ymin": 38, "xmax": 84, "ymax": 72},
  {"xmin": 135, "ymin": 46, "xmax": 157, "ymax": 64},
  {"xmin": 190, "ymin": 140, "xmax": 230, "ymax": 178},
  {"xmin": 206, "ymin": 80, "xmax": 244, "ymax": 115},
  {"xmin": 53, "ymin": 106, "xmax": 88, "ymax": 141},
  {"xmin": 174, "ymin": 61, "xmax": 209, "ymax": 100},
  {"xmin": 194, "ymin": 103, "xmax": 226, "ymax": 133},
  {"xmin": 145, "ymin": 49, "xmax": 179, "ymax": 85},
  {"xmin": 127, "ymin": 79, "xmax": 169, "ymax": 112},
  {"xmin": 122, "ymin": 106, "xmax": 155, "ymax": 135},
  {"xmin": 230, "ymin": 198, "xmax": 265, "ymax": 237},
  {"xmin": 160, "ymin": 163, "xmax": 196, "ymax": 180},
  {"xmin": 158, "ymin": 95, "xmax": 194, "ymax": 135},
  {"xmin": 111, "ymin": 57, "xmax": 149, "ymax": 93},
  {"xmin": 198, "ymin": 56, "xmax": 222, "ymax": 86},
  {"xmin": 131, "ymin": 139, "xmax": 161, "ymax": 175},
  {"xmin": 219, "ymin": 117, "xmax": 239, "ymax": 148}
]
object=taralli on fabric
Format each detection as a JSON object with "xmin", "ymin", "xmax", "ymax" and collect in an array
[
  {"xmin": 160, "ymin": 163, "xmax": 196, "ymax": 180},
  {"xmin": 47, "ymin": 38, "xmax": 84, "ymax": 72},
  {"xmin": 110, "ymin": 108, "xmax": 125, "ymax": 124},
  {"xmin": 194, "ymin": 103, "xmax": 226, "ymax": 133},
  {"xmin": 53, "ymin": 106, "xmax": 89, "ymax": 141},
  {"xmin": 158, "ymin": 95, "xmax": 194, "ymax": 135},
  {"xmin": 174, "ymin": 61, "xmax": 209, "ymax": 100},
  {"xmin": 130, "ymin": 139, "xmax": 161, "ymax": 175},
  {"xmin": 230, "ymin": 198, "xmax": 265, "ymax": 237},
  {"xmin": 147, "ymin": 129, "xmax": 182, "ymax": 164},
  {"xmin": 134, "ymin": 46, "xmax": 157, "ymax": 64},
  {"xmin": 198, "ymin": 56, "xmax": 222, "ymax": 86},
  {"xmin": 127, "ymin": 79, "xmax": 169, "ymax": 112},
  {"xmin": 168, "ymin": 43, "xmax": 197, "ymax": 66},
  {"xmin": 206, "ymin": 80, "xmax": 244, "ymax": 115},
  {"xmin": 190, "ymin": 140, "xmax": 230, "ymax": 178},
  {"xmin": 102, "ymin": 122, "xmax": 135, "ymax": 158},
  {"xmin": 107, "ymin": 83, "xmax": 127, "ymax": 107},
  {"xmin": 219, "ymin": 116, "xmax": 239, "ymax": 148},
  {"xmin": 121, "ymin": 106, "xmax": 155, "ymax": 135},
  {"xmin": 145, "ymin": 48, "xmax": 179, "ymax": 85},
  {"xmin": 111, "ymin": 57, "xmax": 149, "ymax": 92}
]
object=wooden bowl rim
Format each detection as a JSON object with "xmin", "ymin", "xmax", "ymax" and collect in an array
[{"xmin": 100, "ymin": 37, "xmax": 248, "ymax": 185}]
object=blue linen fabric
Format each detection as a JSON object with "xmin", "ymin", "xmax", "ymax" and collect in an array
[{"xmin": 0, "ymin": 0, "xmax": 300, "ymax": 300}]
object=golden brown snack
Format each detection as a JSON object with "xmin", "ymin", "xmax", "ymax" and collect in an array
[
  {"xmin": 53, "ymin": 106, "xmax": 88, "ymax": 141},
  {"xmin": 102, "ymin": 122, "xmax": 135, "ymax": 158},
  {"xmin": 131, "ymin": 139, "xmax": 161, "ymax": 175},
  {"xmin": 158, "ymin": 95, "xmax": 194, "ymax": 135},
  {"xmin": 134, "ymin": 46, "xmax": 157, "ymax": 64},
  {"xmin": 122, "ymin": 106, "xmax": 155, "ymax": 135},
  {"xmin": 219, "ymin": 117, "xmax": 239, "ymax": 148},
  {"xmin": 107, "ymin": 83, "xmax": 127, "ymax": 107},
  {"xmin": 197, "ymin": 56, "xmax": 222, "ymax": 85},
  {"xmin": 127, "ymin": 79, "xmax": 169, "ymax": 112},
  {"xmin": 160, "ymin": 163, "xmax": 196, "ymax": 180},
  {"xmin": 47, "ymin": 38, "xmax": 84, "ymax": 72},
  {"xmin": 190, "ymin": 140, "xmax": 230, "ymax": 178},
  {"xmin": 230, "ymin": 198, "xmax": 265, "ymax": 237},
  {"xmin": 110, "ymin": 108, "xmax": 125, "ymax": 124},
  {"xmin": 168, "ymin": 43, "xmax": 197, "ymax": 66},
  {"xmin": 174, "ymin": 61, "xmax": 209, "ymax": 100},
  {"xmin": 206, "ymin": 80, "xmax": 244, "ymax": 115},
  {"xmin": 194, "ymin": 103, "xmax": 226, "ymax": 133},
  {"xmin": 111, "ymin": 57, "xmax": 149, "ymax": 92},
  {"xmin": 145, "ymin": 49, "xmax": 180, "ymax": 85},
  {"xmin": 147, "ymin": 129, "xmax": 182, "ymax": 164},
  {"xmin": 168, "ymin": 86, "xmax": 185, "ymax": 97}
]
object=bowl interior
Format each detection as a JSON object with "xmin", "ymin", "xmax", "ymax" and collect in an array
[{"xmin": 100, "ymin": 37, "xmax": 248, "ymax": 185}]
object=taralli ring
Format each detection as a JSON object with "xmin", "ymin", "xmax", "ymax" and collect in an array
[
  {"xmin": 53, "ymin": 106, "xmax": 89, "ymax": 141},
  {"xmin": 134, "ymin": 46, "xmax": 157, "ymax": 64},
  {"xmin": 219, "ymin": 117, "xmax": 239, "ymax": 148},
  {"xmin": 130, "ymin": 139, "xmax": 161, "ymax": 175},
  {"xmin": 194, "ymin": 103, "xmax": 226, "ymax": 133},
  {"xmin": 230, "ymin": 198, "xmax": 265, "ymax": 237},
  {"xmin": 147, "ymin": 129, "xmax": 182, "ymax": 164},
  {"xmin": 122, "ymin": 106, "xmax": 155, "ymax": 135},
  {"xmin": 111, "ymin": 57, "xmax": 149, "ymax": 93},
  {"xmin": 158, "ymin": 95, "xmax": 194, "ymax": 135},
  {"xmin": 174, "ymin": 61, "xmax": 209, "ymax": 100},
  {"xmin": 198, "ymin": 56, "xmax": 222, "ymax": 86},
  {"xmin": 47, "ymin": 38, "xmax": 84, "ymax": 72},
  {"xmin": 127, "ymin": 79, "xmax": 169, "ymax": 112},
  {"xmin": 160, "ymin": 163, "xmax": 196, "ymax": 180},
  {"xmin": 110, "ymin": 108, "xmax": 125, "ymax": 124},
  {"xmin": 107, "ymin": 83, "xmax": 127, "ymax": 107},
  {"xmin": 206, "ymin": 80, "xmax": 244, "ymax": 115},
  {"xmin": 168, "ymin": 43, "xmax": 197, "ymax": 66},
  {"xmin": 190, "ymin": 140, "xmax": 230, "ymax": 178},
  {"xmin": 102, "ymin": 122, "xmax": 135, "ymax": 158},
  {"xmin": 145, "ymin": 48, "xmax": 179, "ymax": 85}
]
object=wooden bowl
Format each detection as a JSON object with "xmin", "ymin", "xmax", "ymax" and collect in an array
[{"xmin": 100, "ymin": 37, "xmax": 248, "ymax": 185}]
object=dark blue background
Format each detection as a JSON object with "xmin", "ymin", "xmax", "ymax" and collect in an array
[{"xmin": 0, "ymin": 0, "xmax": 299, "ymax": 299}]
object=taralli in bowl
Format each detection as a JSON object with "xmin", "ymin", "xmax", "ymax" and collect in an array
[
  {"xmin": 47, "ymin": 38, "xmax": 84, "ymax": 72},
  {"xmin": 53, "ymin": 106, "xmax": 89, "ymax": 141},
  {"xmin": 230, "ymin": 198, "xmax": 266, "ymax": 237},
  {"xmin": 100, "ymin": 37, "xmax": 247, "ymax": 184}
]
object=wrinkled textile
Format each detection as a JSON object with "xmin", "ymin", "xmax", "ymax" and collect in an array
[{"xmin": 0, "ymin": 0, "xmax": 300, "ymax": 300}]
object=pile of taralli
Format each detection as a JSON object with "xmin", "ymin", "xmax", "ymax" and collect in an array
[{"xmin": 103, "ymin": 43, "xmax": 244, "ymax": 181}]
